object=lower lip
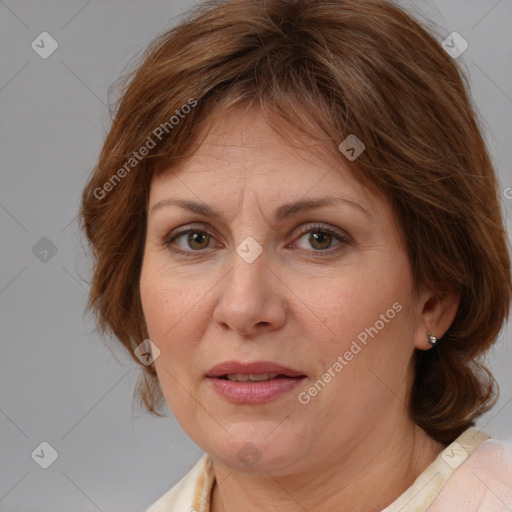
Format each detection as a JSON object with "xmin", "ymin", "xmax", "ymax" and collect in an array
[{"xmin": 206, "ymin": 376, "xmax": 305, "ymax": 404}]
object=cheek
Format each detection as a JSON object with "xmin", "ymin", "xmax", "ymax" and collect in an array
[
  {"xmin": 139, "ymin": 268, "xmax": 169, "ymax": 339},
  {"xmin": 140, "ymin": 254, "xmax": 193, "ymax": 337},
  {"xmin": 140, "ymin": 264, "xmax": 200, "ymax": 415},
  {"xmin": 300, "ymin": 259, "xmax": 414, "ymax": 371},
  {"xmin": 302, "ymin": 269, "xmax": 401, "ymax": 336},
  {"xmin": 139, "ymin": 257, "xmax": 208, "ymax": 370}
]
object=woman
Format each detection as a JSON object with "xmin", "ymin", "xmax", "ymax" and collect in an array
[{"xmin": 80, "ymin": 0, "xmax": 512, "ymax": 510}]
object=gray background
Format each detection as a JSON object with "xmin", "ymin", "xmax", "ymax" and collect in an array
[{"xmin": 0, "ymin": 1, "xmax": 511, "ymax": 510}]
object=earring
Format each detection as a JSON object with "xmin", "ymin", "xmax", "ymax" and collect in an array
[{"xmin": 427, "ymin": 332, "xmax": 438, "ymax": 346}]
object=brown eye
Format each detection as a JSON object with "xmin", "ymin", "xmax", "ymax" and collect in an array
[
  {"xmin": 308, "ymin": 231, "xmax": 334, "ymax": 250},
  {"xmin": 184, "ymin": 231, "xmax": 210, "ymax": 250},
  {"xmin": 164, "ymin": 223, "xmax": 349, "ymax": 257},
  {"xmin": 292, "ymin": 224, "xmax": 349, "ymax": 254},
  {"xmin": 165, "ymin": 229, "xmax": 214, "ymax": 253}
]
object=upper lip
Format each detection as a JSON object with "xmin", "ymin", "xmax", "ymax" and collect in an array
[{"xmin": 206, "ymin": 360, "xmax": 306, "ymax": 378}]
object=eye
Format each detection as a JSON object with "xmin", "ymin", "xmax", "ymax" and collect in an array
[
  {"xmin": 163, "ymin": 223, "xmax": 350, "ymax": 257},
  {"xmin": 290, "ymin": 224, "xmax": 350, "ymax": 254},
  {"xmin": 164, "ymin": 226, "xmax": 217, "ymax": 255}
]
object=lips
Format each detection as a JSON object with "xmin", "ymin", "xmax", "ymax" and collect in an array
[
  {"xmin": 206, "ymin": 360, "xmax": 306, "ymax": 379},
  {"xmin": 206, "ymin": 361, "xmax": 307, "ymax": 404}
]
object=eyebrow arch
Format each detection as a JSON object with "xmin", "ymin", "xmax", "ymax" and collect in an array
[{"xmin": 149, "ymin": 195, "xmax": 370, "ymax": 222}]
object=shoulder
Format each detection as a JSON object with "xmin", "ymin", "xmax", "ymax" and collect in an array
[
  {"xmin": 145, "ymin": 453, "xmax": 212, "ymax": 512},
  {"xmin": 469, "ymin": 437, "xmax": 512, "ymax": 471},
  {"xmin": 430, "ymin": 437, "xmax": 512, "ymax": 511}
]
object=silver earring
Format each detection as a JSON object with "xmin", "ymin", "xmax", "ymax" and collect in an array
[{"xmin": 427, "ymin": 332, "xmax": 438, "ymax": 346}]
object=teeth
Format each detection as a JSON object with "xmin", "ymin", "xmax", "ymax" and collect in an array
[
  {"xmin": 249, "ymin": 373, "xmax": 279, "ymax": 381},
  {"xmin": 225, "ymin": 373, "xmax": 280, "ymax": 382}
]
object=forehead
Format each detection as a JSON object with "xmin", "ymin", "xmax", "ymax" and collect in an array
[{"xmin": 149, "ymin": 106, "xmax": 377, "ymax": 215}]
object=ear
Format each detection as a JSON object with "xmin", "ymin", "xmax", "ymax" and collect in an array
[{"xmin": 413, "ymin": 289, "xmax": 460, "ymax": 351}]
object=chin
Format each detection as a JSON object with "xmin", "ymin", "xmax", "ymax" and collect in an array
[{"xmin": 199, "ymin": 425, "xmax": 309, "ymax": 474}]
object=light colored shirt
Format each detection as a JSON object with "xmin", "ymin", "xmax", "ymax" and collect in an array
[{"xmin": 146, "ymin": 427, "xmax": 512, "ymax": 511}]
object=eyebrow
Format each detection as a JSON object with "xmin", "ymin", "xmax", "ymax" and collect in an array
[{"xmin": 150, "ymin": 195, "xmax": 370, "ymax": 222}]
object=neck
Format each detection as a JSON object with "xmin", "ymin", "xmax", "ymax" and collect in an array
[{"xmin": 210, "ymin": 422, "xmax": 445, "ymax": 512}]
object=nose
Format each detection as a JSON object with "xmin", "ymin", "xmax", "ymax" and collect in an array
[{"xmin": 212, "ymin": 251, "xmax": 287, "ymax": 337}]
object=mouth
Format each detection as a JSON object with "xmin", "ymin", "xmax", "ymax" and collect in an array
[
  {"xmin": 206, "ymin": 361, "xmax": 307, "ymax": 403},
  {"xmin": 218, "ymin": 373, "xmax": 301, "ymax": 382},
  {"xmin": 206, "ymin": 360, "xmax": 306, "ymax": 379}
]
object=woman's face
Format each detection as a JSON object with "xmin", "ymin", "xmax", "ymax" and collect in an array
[{"xmin": 140, "ymin": 106, "xmax": 431, "ymax": 475}]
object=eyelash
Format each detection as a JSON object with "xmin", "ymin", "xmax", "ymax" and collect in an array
[{"xmin": 162, "ymin": 223, "xmax": 351, "ymax": 258}]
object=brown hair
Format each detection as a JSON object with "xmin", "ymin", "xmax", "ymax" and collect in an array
[{"xmin": 80, "ymin": 0, "xmax": 511, "ymax": 444}]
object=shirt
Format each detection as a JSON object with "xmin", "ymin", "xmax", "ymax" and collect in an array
[{"xmin": 146, "ymin": 427, "xmax": 512, "ymax": 512}]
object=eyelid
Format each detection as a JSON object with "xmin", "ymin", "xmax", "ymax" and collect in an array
[{"xmin": 292, "ymin": 222, "xmax": 349, "ymax": 241}]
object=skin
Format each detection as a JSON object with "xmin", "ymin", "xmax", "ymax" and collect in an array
[{"xmin": 139, "ymin": 105, "xmax": 460, "ymax": 512}]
